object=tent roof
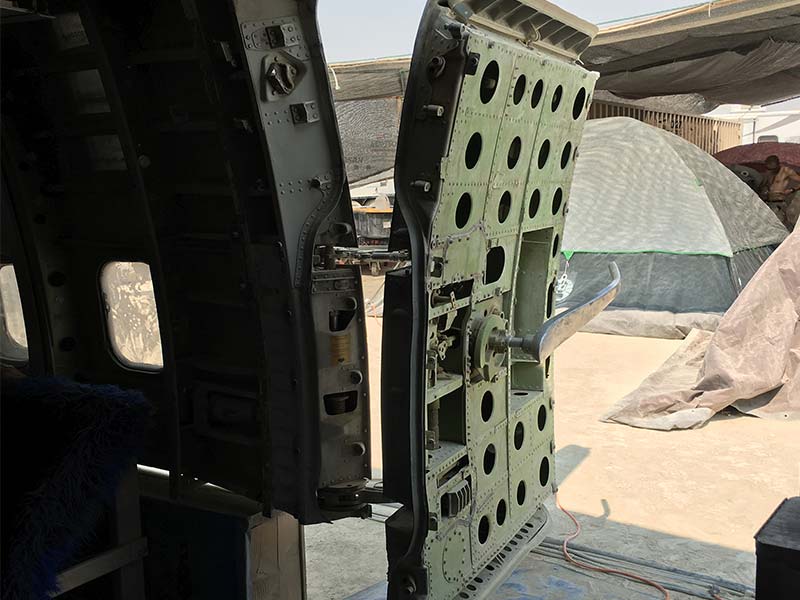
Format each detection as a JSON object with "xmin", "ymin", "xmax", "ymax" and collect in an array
[
  {"xmin": 563, "ymin": 117, "xmax": 787, "ymax": 257},
  {"xmin": 584, "ymin": 0, "xmax": 800, "ymax": 107}
]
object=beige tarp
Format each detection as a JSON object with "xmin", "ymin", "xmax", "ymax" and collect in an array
[{"xmin": 603, "ymin": 229, "xmax": 800, "ymax": 430}]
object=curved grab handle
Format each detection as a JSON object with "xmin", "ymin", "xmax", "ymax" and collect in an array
[{"xmin": 501, "ymin": 262, "xmax": 621, "ymax": 363}]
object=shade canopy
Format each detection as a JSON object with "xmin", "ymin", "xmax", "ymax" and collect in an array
[{"xmin": 583, "ymin": 0, "xmax": 800, "ymax": 108}]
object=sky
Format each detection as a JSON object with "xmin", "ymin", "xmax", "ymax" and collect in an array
[{"xmin": 318, "ymin": 0, "xmax": 695, "ymax": 63}]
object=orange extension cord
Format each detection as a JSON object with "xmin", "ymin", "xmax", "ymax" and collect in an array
[{"xmin": 556, "ymin": 495, "xmax": 671, "ymax": 600}]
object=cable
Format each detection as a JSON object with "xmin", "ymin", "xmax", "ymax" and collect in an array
[
  {"xmin": 539, "ymin": 538, "xmax": 750, "ymax": 595},
  {"xmin": 328, "ymin": 64, "xmax": 341, "ymax": 90},
  {"xmin": 556, "ymin": 495, "xmax": 672, "ymax": 600},
  {"xmin": 536, "ymin": 543, "xmax": 735, "ymax": 599}
]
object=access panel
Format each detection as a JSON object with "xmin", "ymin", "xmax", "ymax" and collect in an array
[{"xmin": 382, "ymin": 1, "xmax": 598, "ymax": 598}]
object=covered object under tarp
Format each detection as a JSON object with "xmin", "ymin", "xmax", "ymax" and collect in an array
[
  {"xmin": 715, "ymin": 141, "xmax": 800, "ymax": 171},
  {"xmin": 602, "ymin": 228, "xmax": 800, "ymax": 431},
  {"xmin": 557, "ymin": 118, "xmax": 788, "ymax": 338}
]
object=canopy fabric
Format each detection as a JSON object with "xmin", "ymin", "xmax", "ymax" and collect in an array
[
  {"xmin": 594, "ymin": 40, "xmax": 800, "ymax": 107},
  {"xmin": 584, "ymin": 0, "xmax": 800, "ymax": 107},
  {"xmin": 337, "ymin": 97, "xmax": 402, "ymax": 184},
  {"xmin": 563, "ymin": 118, "xmax": 787, "ymax": 257},
  {"xmin": 591, "ymin": 90, "xmax": 718, "ymax": 115},
  {"xmin": 602, "ymin": 228, "xmax": 800, "ymax": 430}
]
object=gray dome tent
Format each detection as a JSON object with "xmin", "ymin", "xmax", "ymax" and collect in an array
[{"xmin": 557, "ymin": 117, "xmax": 788, "ymax": 338}]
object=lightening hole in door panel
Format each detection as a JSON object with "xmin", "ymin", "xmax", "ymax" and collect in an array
[
  {"xmin": 496, "ymin": 499, "xmax": 507, "ymax": 526},
  {"xmin": 538, "ymin": 404, "xmax": 547, "ymax": 431},
  {"xmin": 433, "ymin": 281, "xmax": 474, "ymax": 310},
  {"xmin": 561, "ymin": 141, "xmax": 572, "ymax": 169},
  {"xmin": 551, "ymin": 187, "xmax": 563, "ymax": 214},
  {"xmin": 531, "ymin": 79, "xmax": 544, "ymax": 108},
  {"xmin": 483, "ymin": 444, "xmax": 496, "ymax": 475},
  {"xmin": 552, "ymin": 234, "xmax": 560, "ymax": 257},
  {"xmin": 537, "ymin": 140, "xmax": 550, "ymax": 169},
  {"xmin": 437, "ymin": 455, "xmax": 469, "ymax": 488},
  {"xmin": 48, "ymin": 271, "xmax": 67, "ymax": 287},
  {"xmin": 547, "ymin": 279, "xmax": 555, "ymax": 316},
  {"xmin": 484, "ymin": 247, "xmax": 505, "ymax": 284},
  {"xmin": 545, "ymin": 357, "xmax": 551, "ymax": 378},
  {"xmin": 498, "ymin": 191, "xmax": 512, "ymax": 223},
  {"xmin": 529, "ymin": 189, "xmax": 541, "ymax": 218},
  {"xmin": 480, "ymin": 60, "xmax": 500, "ymax": 104},
  {"xmin": 324, "ymin": 390, "xmax": 357, "ymax": 415},
  {"xmin": 330, "ymin": 307, "xmax": 356, "ymax": 332},
  {"xmin": 481, "ymin": 391, "xmax": 494, "ymax": 423},
  {"xmin": 478, "ymin": 515, "xmax": 490, "ymax": 544},
  {"xmin": 439, "ymin": 388, "xmax": 467, "ymax": 444},
  {"xmin": 539, "ymin": 456, "xmax": 550, "ymax": 486},
  {"xmin": 507, "ymin": 136, "xmax": 522, "ymax": 169},
  {"xmin": 551, "ymin": 84, "xmax": 563, "ymax": 111},
  {"xmin": 455, "ymin": 193, "xmax": 472, "ymax": 229},
  {"xmin": 512, "ymin": 74, "xmax": 526, "ymax": 104},
  {"xmin": 514, "ymin": 421, "xmax": 524, "ymax": 450},
  {"xmin": 465, "ymin": 132, "xmax": 482, "ymax": 169},
  {"xmin": 573, "ymin": 87, "xmax": 587, "ymax": 119},
  {"xmin": 516, "ymin": 480, "xmax": 526, "ymax": 505}
]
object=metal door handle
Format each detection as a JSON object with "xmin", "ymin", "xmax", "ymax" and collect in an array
[{"xmin": 492, "ymin": 262, "xmax": 621, "ymax": 363}]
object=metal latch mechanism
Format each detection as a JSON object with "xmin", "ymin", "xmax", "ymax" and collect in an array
[
  {"xmin": 331, "ymin": 247, "xmax": 410, "ymax": 263},
  {"xmin": 492, "ymin": 262, "xmax": 621, "ymax": 362},
  {"xmin": 264, "ymin": 59, "xmax": 296, "ymax": 95}
]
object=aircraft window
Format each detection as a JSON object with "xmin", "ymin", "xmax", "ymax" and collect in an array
[
  {"xmin": 101, "ymin": 262, "xmax": 163, "ymax": 370},
  {"xmin": 0, "ymin": 265, "xmax": 29, "ymax": 362}
]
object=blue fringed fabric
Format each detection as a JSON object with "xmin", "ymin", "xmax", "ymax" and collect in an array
[{"xmin": 1, "ymin": 377, "xmax": 149, "ymax": 599}]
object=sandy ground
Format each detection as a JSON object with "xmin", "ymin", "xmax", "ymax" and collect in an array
[
  {"xmin": 305, "ymin": 276, "xmax": 800, "ymax": 599},
  {"xmin": 552, "ymin": 331, "xmax": 800, "ymax": 558}
]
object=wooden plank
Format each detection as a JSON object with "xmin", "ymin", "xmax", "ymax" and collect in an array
[
  {"xmin": 53, "ymin": 538, "xmax": 148, "ymax": 596},
  {"xmin": 328, "ymin": 59, "xmax": 410, "ymax": 102},
  {"xmin": 586, "ymin": 99, "xmax": 741, "ymax": 154}
]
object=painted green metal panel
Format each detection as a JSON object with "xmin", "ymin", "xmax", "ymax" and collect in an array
[{"xmin": 383, "ymin": 2, "xmax": 597, "ymax": 598}]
